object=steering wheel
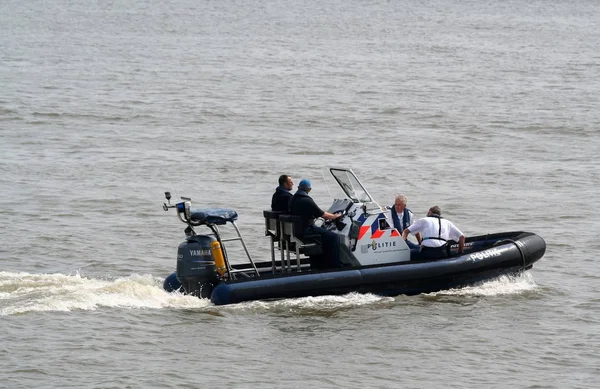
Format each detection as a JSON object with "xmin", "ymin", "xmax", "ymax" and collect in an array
[{"xmin": 322, "ymin": 211, "xmax": 345, "ymax": 230}]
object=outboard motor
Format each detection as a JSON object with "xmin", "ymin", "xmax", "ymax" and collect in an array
[{"xmin": 176, "ymin": 235, "xmax": 219, "ymax": 298}]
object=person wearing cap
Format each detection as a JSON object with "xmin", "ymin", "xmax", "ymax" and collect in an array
[
  {"xmin": 289, "ymin": 179, "xmax": 343, "ymax": 268},
  {"xmin": 289, "ymin": 179, "xmax": 342, "ymax": 231},
  {"xmin": 271, "ymin": 174, "xmax": 294, "ymax": 212},
  {"xmin": 401, "ymin": 205, "xmax": 465, "ymax": 259}
]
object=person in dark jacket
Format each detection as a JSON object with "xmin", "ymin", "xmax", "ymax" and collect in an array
[
  {"xmin": 390, "ymin": 194, "xmax": 421, "ymax": 249},
  {"xmin": 289, "ymin": 179, "xmax": 342, "ymax": 269},
  {"xmin": 271, "ymin": 174, "xmax": 294, "ymax": 212}
]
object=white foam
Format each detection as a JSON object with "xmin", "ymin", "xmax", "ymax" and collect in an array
[
  {"xmin": 0, "ymin": 271, "xmax": 538, "ymax": 315},
  {"xmin": 427, "ymin": 271, "xmax": 538, "ymax": 297},
  {"xmin": 226, "ymin": 292, "xmax": 394, "ymax": 311},
  {"xmin": 0, "ymin": 271, "xmax": 210, "ymax": 316}
]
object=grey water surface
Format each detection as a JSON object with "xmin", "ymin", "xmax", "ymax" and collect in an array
[{"xmin": 1, "ymin": 0, "xmax": 599, "ymax": 388}]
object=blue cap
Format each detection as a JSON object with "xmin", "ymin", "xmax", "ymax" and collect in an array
[{"xmin": 298, "ymin": 179, "xmax": 311, "ymax": 190}]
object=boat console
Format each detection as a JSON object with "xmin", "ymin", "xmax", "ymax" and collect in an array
[{"xmin": 326, "ymin": 198, "xmax": 354, "ymax": 214}]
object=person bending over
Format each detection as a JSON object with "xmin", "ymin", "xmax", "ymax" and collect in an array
[{"xmin": 402, "ymin": 205, "xmax": 465, "ymax": 259}]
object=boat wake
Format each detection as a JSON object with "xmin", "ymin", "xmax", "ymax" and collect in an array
[
  {"xmin": 0, "ymin": 271, "xmax": 538, "ymax": 316},
  {"xmin": 427, "ymin": 271, "xmax": 538, "ymax": 297},
  {"xmin": 0, "ymin": 271, "xmax": 209, "ymax": 316},
  {"xmin": 224, "ymin": 292, "xmax": 395, "ymax": 313}
]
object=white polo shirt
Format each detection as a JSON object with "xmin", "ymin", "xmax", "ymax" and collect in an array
[{"xmin": 408, "ymin": 216, "xmax": 464, "ymax": 248}]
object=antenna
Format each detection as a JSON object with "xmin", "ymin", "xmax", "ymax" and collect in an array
[{"xmin": 320, "ymin": 167, "xmax": 333, "ymax": 199}]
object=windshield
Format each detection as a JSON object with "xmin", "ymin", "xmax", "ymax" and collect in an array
[{"xmin": 329, "ymin": 168, "xmax": 373, "ymax": 203}]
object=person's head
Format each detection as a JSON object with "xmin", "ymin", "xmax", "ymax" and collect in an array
[
  {"xmin": 427, "ymin": 206, "xmax": 441, "ymax": 217},
  {"xmin": 278, "ymin": 174, "xmax": 294, "ymax": 191},
  {"xmin": 394, "ymin": 194, "xmax": 408, "ymax": 212},
  {"xmin": 298, "ymin": 179, "xmax": 311, "ymax": 192}
]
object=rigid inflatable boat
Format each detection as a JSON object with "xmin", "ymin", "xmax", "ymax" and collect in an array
[{"xmin": 162, "ymin": 167, "xmax": 545, "ymax": 306}]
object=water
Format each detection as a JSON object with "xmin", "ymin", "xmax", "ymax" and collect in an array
[{"xmin": 1, "ymin": 0, "xmax": 599, "ymax": 388}]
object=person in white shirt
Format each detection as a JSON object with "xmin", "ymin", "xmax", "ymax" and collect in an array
[{"xmin": 401, "ymin": 205, "xmax": 465, "ymax": 259}]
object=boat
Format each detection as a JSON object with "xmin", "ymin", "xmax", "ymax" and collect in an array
[{"xmin": 161, "ymin": 167, "xmax": 546, "ymax": 306}]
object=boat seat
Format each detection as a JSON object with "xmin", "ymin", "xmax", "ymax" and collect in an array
[
  {"xmin": 189, "ymin": 208, "xmax": 238, "ymax": 225},
  {"xmin": 278, "ymin": 214, "xmax": 322, "ymax": 272},
  {"xmin": 263, "ymin": 210, "xmax": 284, "ymax": 274},
  {"xmin": 263, "ymin": 210, "xmax": 283, "ymax": 240}
]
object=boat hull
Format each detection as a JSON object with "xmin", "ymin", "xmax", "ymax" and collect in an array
[{"xmin": 210, "ymin": 232, "xmax": 545, "ymax": 305}]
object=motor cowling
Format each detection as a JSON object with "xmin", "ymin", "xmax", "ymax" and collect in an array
[{"xmin": 176, "ymin": 235, "xmax": 219, "ymax": 298}]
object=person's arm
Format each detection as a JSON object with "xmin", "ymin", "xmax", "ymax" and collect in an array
[
  {"xmin": 312, "ymin": 198, "xmax": 341, "ymax": 220},
  {"xmin": 408, "ymin": 212, "xmax": 422, "ymax": 243},
  {"xmin": 401, "ymin": 228, "xmax": 411, "ymax": 240},
  {"xmin": 448, "ymin": 222, "xmax": 465, "ymax": 253},
  {"xmin": 323, "ymin": 211, "xmax": 342, "ymax": 220}
]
